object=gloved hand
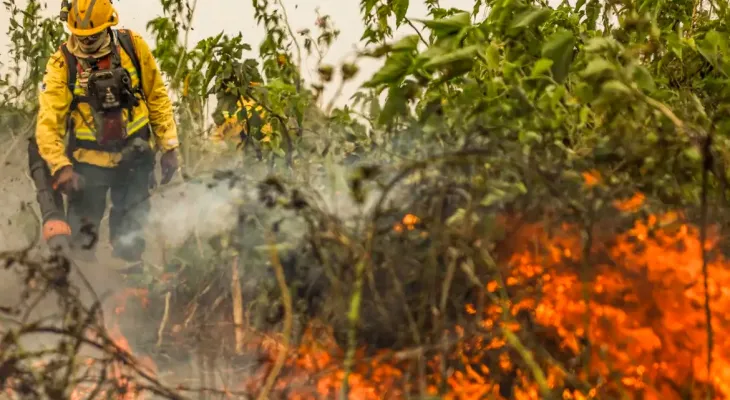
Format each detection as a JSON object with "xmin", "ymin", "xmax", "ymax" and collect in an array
[
  {"xmin": 52, "ymin": 165, "xmax": 82, "ymax": 194},
  {"xmin": 159, "ymin": 149, "xmax": 179, "ymax": 185}
]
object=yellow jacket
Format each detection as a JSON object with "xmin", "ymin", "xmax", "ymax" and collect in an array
[
  {"xmin": 210, "ymin": 97, "xmax": 273, "ymax": 144},
  {"xmin": 36, "ymin": 29, "xmax": 179, "ymax": 176}
]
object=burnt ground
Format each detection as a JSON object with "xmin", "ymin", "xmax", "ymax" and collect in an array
[{"xmin": 0, "ymin": 135, "xmax": 34, "ymax": 252}]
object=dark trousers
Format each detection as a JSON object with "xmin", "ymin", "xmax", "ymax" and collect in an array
[{"xmin": 67, "ymin": 151, "xmax": 154, "ymax": 262}]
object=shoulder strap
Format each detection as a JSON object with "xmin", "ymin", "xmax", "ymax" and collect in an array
[
  {"xmin": 116, "ymin": 29, "xmax": 143, "ymax": 91},
  {"xmin": 58, "ymin": 43, "xmax": 79, "ymax": 156},
  {"xmin": 59, "ymin": 43, "xmax": 79, "ymax": 110}
]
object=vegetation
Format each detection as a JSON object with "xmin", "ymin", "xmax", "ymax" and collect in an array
[{"xmin": 1, "ymin": 0, "xmax": 730, "ymax": 398}]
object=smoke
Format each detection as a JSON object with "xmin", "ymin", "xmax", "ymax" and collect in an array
[
  {"xmin": 146, "ymin": 177, "xmax": 245, "ymax": 248},
  {"xmin": 142, "ymin": 146, "xmax": 381, "ymax": 253},
  {"xmin": 0, "ymin": 105, "xmax": 442, "ymax": 398}
]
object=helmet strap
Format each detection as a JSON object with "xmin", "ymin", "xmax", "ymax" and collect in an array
[{"xmin": 109, "ymin": 29, "xmax": 123, "ymax": 68}]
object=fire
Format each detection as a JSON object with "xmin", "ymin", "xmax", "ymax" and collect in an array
[
  {"xmin": 582, "ymin": 170, "xmax": 601, "ymax": 187},
  {"xmin": 227, "ymin": 325, "xmax": 405, "ymax": 399},
  {"xmin": 64, "ymin": 186, "xmax": 730, "ymax": 398},
  {"xmin": 114, "ymin": 288, "xmax": 149, "ymax": 315},
  {"xmin": 70, "ymin": 288, "xmax": 155, "ymax": 400},
  {"xmin": 439, "ymin": 208, "xmax": 729, "ymax": 398},
  {"xmin": 248, "ymin": 197, "xmax": 727, "ymax": 398}
]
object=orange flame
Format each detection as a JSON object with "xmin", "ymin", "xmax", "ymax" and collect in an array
[{"xmin": 62, "ymin": 195, "xmax": 730, "ymax": 399}]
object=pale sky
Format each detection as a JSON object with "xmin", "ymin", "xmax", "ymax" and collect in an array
[{"xmin": 0, "ymin": 0, "xmax": 476, "ymax": 107}]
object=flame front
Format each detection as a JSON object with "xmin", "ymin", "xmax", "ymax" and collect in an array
[
  {"xmin": 67, "ymin": 190, "xmax": 729, "ymax": 398},
  {"xmin": 227, "ymin": 208, "xmax": 727, "ymax": 398},
  {"xmin": 442, "ymin": 214, "xmax": 730, "ymax": 399}
]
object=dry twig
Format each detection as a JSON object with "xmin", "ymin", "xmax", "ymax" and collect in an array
[{"xmin": 256, "ymin": 231, "xmax": 293, "ymax": 400}]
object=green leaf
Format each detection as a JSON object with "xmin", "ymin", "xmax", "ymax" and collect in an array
[
  {"xmin": 531, "ymin": 58, "xmax": 554, "ymax": 77},
  {"xmin": 481, "ymin": 188, "xmax": 507, "ymax": 206},
  {"xmin": 268, "ymin": 78, "xmax": 297, "ymax": 92},
  {"xmin": 666, "ymin": 34, "xmax": 683, "ymax": 59},
  {"xmin": 697, "ymin": 30, "xmax": 730, "ymax": 77},
  {"xmin": 446, "ymin": 208, "xmax": 468, "ymax": 226},
  {"xmin": 434, "ymin": 59, "xmax": 475, "ymax": 83},
  {"xmin": 519, "ymin": 130, "xmax": 542, "ymax": 144},
  {"xmin": 415, "ymin": 45, "xmax": 448, "ymax": 65},
  {"xmin": 423, "ymin": 45, "xmax": 480, "ymax": 70},
  {"xmin": 515, "ymin": 182, "xmax": 528, "ymax": 194},
  {"xmin": 503, "ymin": 61, "xmax": 519, "ymax": 80},
  {"xmin": 509, "ymin": 8, "xmax": 552, "ymax": 32},
  {"xmin": 364, "ymin": 53, "xmax": 413, "ymax": 88},
  {"xmin": 415, "ymin": 11, "xmax": 471, "ymax": 38},
  {"xmin": 601, "ymin": 80, "xmax": 632, "ymax": 97},
  {"xmin": 585, "ymin": 0, "xmax": 600, "ymax": 30},
  {"xmin": 581, "ymin": 58, "xmax": 616, "ymax": 79},
  {"xmin": 579, "ymin": 106, "xmax": 591, "ymax": 127},
  {"xmin": 362, "ymin": 44, "xmax": 393, "ymax": 58},
  {"xmin": 378, "ymin": 86, "xmax": 408, "ymax": 125},
  {"xmin": 369, "ymin": 95, "xmax": 382, "ymax": 117},
  {"xmin": 393, "ymin": 0, "xmax": 410, "ymax": 25},
  {"xmin": 485, "ymin": 42, "xmax": 500, "ymax": 70},
  {"xmin": 541, "ymin": 31, "xmax": 574, "ymax": 83},
  {"xmin": 683, "ymin": 146, "xmax": 702, "ymax": 162},
  {"xmin": 690, "ymin": 93, "xmax": 708, "ymax": 122},
  {"xmin": 391, "ymin": 35, "xmax": 420, "ymax": 52},
  {"xmin": 431, "ymin": 34, "xmax": 460, "ymax": 51},
  {"xmin": 631, "ymin": 64, "xmax": 655, "ymax": 92},
  {"xmin": 584, "ymin": 36, "xmax": 621, "ymax": 54}
]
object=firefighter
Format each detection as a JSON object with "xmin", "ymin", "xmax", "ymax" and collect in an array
[
  {"xmin": 208, "ymin": 69, "xmax": 274, "ymax": 154},
  {"xmin": 210, "ymin": 91, "xmax": 274, "ymax": 150},
  {"xmin": 35, "ymin": 0, "xmax": 179, "ymax": 268}
]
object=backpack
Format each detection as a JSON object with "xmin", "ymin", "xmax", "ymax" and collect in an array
[{"xmin": 59, "ymin": 29, "xmax": 144, "ymax": 112}]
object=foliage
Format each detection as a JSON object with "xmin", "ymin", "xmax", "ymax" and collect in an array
[{"xmin": 0, "ymin": 0, "xmax": 65, "ymax": 136}]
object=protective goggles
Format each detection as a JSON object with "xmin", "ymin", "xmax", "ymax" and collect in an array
[{"xmin": 76, "ymin": 31, "xmax": 105, "ymax": 45}]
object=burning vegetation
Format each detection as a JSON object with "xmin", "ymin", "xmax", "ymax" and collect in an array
[{"xmin": 1, "ymin": 162, "xmax": 728, "ymax": 399}]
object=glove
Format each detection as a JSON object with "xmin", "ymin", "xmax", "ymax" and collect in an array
[
  {"xmin": 159, "ymin": 149, "xmax": 179, "ymax": 185},
  {"xmin": 52, "ymin": 165, "xmax": 82, "ymax": 194}
]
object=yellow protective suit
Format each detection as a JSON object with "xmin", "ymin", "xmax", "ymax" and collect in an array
[
  {"xmin": 210, "ymin": 96, "xmax": 273, "ymax": 146},
  {"xmin": 36, "ymin": 29, "xmax": 179, "ymax": 176}
]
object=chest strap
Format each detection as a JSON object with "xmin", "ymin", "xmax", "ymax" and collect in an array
[{"xmin": 72, "ymin": 124, "xmax": 152, "ymax": 152}]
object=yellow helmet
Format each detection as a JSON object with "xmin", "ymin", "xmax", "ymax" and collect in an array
[{"xmin": 67, "ymin": 0, "xmax": 119, "ymax": 36}]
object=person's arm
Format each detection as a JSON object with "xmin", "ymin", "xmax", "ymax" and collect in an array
[
  {"xmin": 36, "ymin": 50, "xmax": 73, "ymax": 176},
  {"xmin": 130, "ymin": 31, "xmax": 179, "ymax": 152}
]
